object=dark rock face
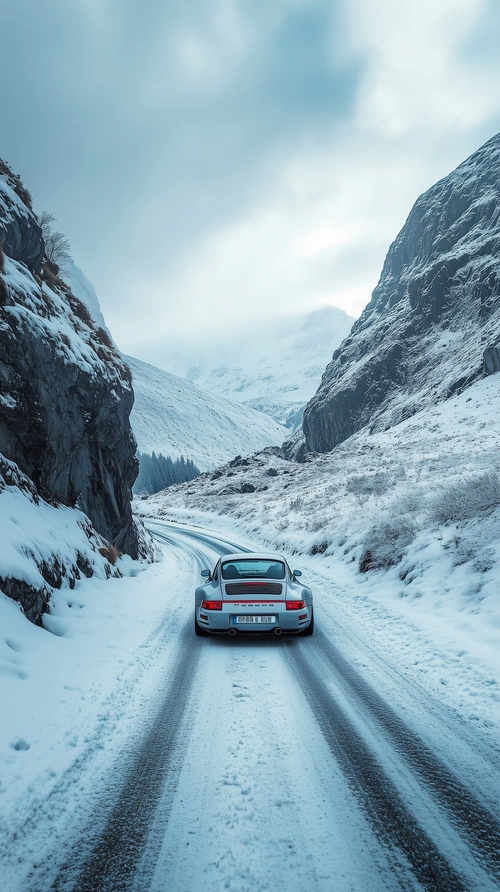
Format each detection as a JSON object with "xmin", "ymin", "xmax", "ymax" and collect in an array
[
  {"xmin": 0, "ymin": 161, "xmax": 142, "ymax": 560},
  {"xmin": 301, "ymin": 133, "xmax": 500, "ymax": 455},
  {"xmin": 484, "ymin": 343, "xmax": 500, "ymax": 374}
]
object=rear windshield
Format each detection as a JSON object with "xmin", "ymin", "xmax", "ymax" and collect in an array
[{"xmin": 221, "ymin": 559, "xmax": 286, "ymax": 580}]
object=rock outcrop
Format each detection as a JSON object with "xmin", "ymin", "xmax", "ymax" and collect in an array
[
  {"xmin": 300, "ymin": 133, "xmax": 500, "ymax": 455},
  {"xmin": 484, "ymin": 343, "xmax": 500, "ymax": 374},
  {"xmin": 0, "ymin": 160, "xmax": 44, "ymax": 273},
  {"xmin": 0, "ymin": 159, "xmax": 144, "ymax": 570}
]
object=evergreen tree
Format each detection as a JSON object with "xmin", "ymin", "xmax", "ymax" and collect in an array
[{"xmin": 133, "ymin": 451, "xmax": 200, "ymax": 495}]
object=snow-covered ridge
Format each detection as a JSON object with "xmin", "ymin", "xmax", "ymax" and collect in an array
[
  {"xmin": 125, "ymin": 354, "xmax": 288, "ymax": 471},
  {"xmin": 129, "ymin": 305, "xmax": 355, "ymax": 430}
]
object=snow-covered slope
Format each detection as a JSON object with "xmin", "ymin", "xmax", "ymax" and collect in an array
[
  {"xmin": 132, "ymin": 306, "xmax": 354, "ymax": 430},
  {"xmin": 125, "ymin": 355, "xmax": 287, "ymax": 471},
  {"xmin": 141, "ymin": 372, "xmax": 500, "ymax": 654}
]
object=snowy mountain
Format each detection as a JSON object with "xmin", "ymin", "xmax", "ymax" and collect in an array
[
  {"xmin": 299, "ymin": 133, "xmax": 500, "ymax": 456},
  {"xmin": 132, "ymin": 305, "xmax": 354, "ymax": 430},
  {"xmin": 125, "ymin": 355, "xmax": 287, "ymax": 471},
  {"xmin": 56, "ymin": 250, "xmax": 287, "ymax": 472}
]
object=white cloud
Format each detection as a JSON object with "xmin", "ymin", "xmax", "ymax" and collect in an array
[
  {"xmin": 2, "ymin": 0, "xmax": 500, "ymax": 347},
  {"xmin": 344, "ymin": 0, "xmax": 499, "ymax": 134}
]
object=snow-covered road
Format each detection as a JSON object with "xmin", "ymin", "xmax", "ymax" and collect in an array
[{"xmin": 2, "ymin": 520, "xmax": 500, "ymax": 892}]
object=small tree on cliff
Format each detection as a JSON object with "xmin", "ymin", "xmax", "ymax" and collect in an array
[{"xmin": 39, "ymin": 211, "xmax": 72, "ymax": 272}]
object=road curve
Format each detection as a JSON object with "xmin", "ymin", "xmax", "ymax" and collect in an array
[{"xmin": 44, "ymin": 521, "xmax": 500, "ymax": 892}]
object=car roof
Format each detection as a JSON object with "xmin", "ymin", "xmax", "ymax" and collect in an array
[{"xmin": 221, "ymin": 552, "xmax": 288, "ymax": 563}]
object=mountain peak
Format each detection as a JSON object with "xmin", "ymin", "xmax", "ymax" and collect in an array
[
  {"xmin": 131, "ymin": 305, "xmax": 355, "ymax": 431},
  {"xmin": 300, "ymin": 131, "xmax": 500, "ymax": 454}
]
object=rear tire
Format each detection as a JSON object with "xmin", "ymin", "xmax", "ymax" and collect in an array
[
  {"xmin": 300, "ymin": 609, "xmax": 314, "ymax": 636},
  {"xmin": 194, "ymin": 615, "xmax": 209, "ymax": 636}
]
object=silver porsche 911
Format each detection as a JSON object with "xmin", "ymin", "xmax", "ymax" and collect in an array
[{"xmin": 194, "ymin": 552, "xmax": 314, "ymax": 637}]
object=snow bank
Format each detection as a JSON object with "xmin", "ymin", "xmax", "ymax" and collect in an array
[
  {"xmin": 0, "ymin": 455, "xmax": 124, "ymax": 623},
  {"xmin": 0, "ymin": 543, "xmax": 181, "ymax": 889}
]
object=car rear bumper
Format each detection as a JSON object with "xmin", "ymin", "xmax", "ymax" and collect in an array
[{"xmin": 196, "ymin": 604, "xmax": 313, "ymax": 634}]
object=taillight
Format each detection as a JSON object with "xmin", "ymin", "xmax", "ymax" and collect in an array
[
  {"xmin": 286, "ymin": 600, "xmax": 305, "ymax": 610},
  {"xmin": 201, "ymin": 600, "xmax": 222, "ymax": 610}
]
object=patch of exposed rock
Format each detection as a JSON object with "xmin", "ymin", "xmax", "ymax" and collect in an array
[{"xmin": 300, "ymin": 133, "xmax": 500, "ymax": 455}]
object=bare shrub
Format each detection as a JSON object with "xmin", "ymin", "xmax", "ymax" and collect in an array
[
  {"xmin": 360, "ymin": 515, "xmax": 416, "ymax": 572},
  {"xmin": 347, "ymin": 472, "xmax": 392, "ymax": 498},
  {"xmin": 308, "ymin": 515, "xmax": 329, "ymax": 533},
  {"xmin": 99, "ymin": 544, "xmax": 120, "ymax": 565},
  {"xmin": 396, "ymin": 489, "xmax": 426, "ymax": 516},
  {"xmin": 310, "ymin": 540, "xmax": 329, "ymax": 555},
  {"xmin": 94, "ymin": 326, "xmax": 114, "ymax": 350},
  {"xmin": 69, "ymin": 295, "xmax": 93, "ymax": 326},
  {"xmin": 39, "ymin": 211, "xmax": 72, "ymax": 271},
  {"xmin": 430, "ymin": 471, "xmax": 500, "ymax": 525},
  {"xmin": 121, "ymin": 362, "xmax": 133, "ymax": 385},
  {"xmin": 42, "ymin": 260, "xmax": 66, "ymax": 290}
]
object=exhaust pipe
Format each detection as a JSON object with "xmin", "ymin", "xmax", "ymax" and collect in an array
[
  {"xmin": 228, "ymin": 628, "xmax": 237, "ymax": 636},
  {"xmin": 274, "ymin": 627, "xmax": 282, "ymax": 636}
]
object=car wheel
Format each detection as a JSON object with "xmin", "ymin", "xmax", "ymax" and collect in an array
[
  {"xmin": 194, "ymin": 614, "xmax": 209, "ymax": 636},
  {"xmin": 300, "ymin": 609, "xmax": 314, "ymax": 636}
]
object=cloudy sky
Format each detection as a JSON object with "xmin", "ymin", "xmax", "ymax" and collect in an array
[{"xmin": 2, "ymin": 0, "xmax": 500, "ymax": 351}]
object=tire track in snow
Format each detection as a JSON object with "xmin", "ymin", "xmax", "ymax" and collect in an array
[
  {"xmin": 50, "ymin": 622, "xmax": 202, "ymax": 892},
  {"xmin": 287, "ymin": 641, "xmax": 472, "ymax": 892},
  {"xmin": 313, "ymin": 628, "xmax": 500, "ymax": 882},
  {"xmin": 146, "ymin": 520, "xmax": 253, "ymax": 560},
  {"xmin": 150, "ymin": 521, "xmax": 499, "ymax": 890},
  {"xmin": 48, "ymin": 525, "xmax": 233, "ymax": 892}
]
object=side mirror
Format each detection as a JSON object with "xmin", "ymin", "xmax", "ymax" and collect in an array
[
  {"xmin": 201, "ymin": 569, "xmax": 211, "ymax": 578},
  {"xmin": 292, "ymin": 569, "xmax": 302, "ymax": 578}
]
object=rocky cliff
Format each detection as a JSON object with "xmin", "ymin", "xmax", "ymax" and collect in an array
[
  {"xmin": 0, "ymin": 159, "xmax": 147, "ymax": 610},
  {"xmin": 300, "ymin": 133, "xmax": 500, "ymax": 455}
]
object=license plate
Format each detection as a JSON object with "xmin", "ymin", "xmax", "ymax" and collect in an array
[{"xmin": 233, "ymin": 615, "xmax": 276, "ymax": 625}]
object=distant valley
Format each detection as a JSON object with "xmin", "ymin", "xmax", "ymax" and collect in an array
[{"xmin": 129, "ymin": 305, "xmax": 355, "ymax": 430}]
